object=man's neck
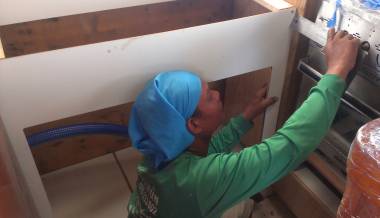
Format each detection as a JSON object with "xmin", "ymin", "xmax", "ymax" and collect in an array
[{"xmin": 187, "ymin": 136, "xmax": 210, "ymax": 157}]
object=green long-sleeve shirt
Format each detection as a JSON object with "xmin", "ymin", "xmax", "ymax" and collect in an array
[{"xmin": 128, "ymin": 74, "xmax": 345, "ymax": 218}]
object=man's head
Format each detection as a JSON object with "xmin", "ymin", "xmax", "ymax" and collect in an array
[
  {"xmin": 187, "ymin": 81, "xmax": 225, "ymax": 137},
  {"xmin": 129, "ymin": 71, "xmax": 223, "ymax": 168}
]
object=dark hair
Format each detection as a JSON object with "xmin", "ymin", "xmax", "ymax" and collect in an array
[{"xmin": 191, "ymin": 107, "xmax": 202, "ymax": 118}]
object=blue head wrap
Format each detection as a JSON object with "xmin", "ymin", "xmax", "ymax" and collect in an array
[{"xmin": 128, "ymin": 71, "xmax": 202, "ymax": 169}]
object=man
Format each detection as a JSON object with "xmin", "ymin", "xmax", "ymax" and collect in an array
[{"xmin": 127, "ymin": 29, "xmax": 359, "ymax": 218}]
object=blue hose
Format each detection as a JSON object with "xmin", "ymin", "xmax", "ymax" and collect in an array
[{"xmin": 27, "ymin": 123, "xmax": 129, "ymax": 147}]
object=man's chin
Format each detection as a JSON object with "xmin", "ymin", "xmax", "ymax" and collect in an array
[{"xmin": 221, "ymin": 112, "xmax": 226, "ymax": 123}]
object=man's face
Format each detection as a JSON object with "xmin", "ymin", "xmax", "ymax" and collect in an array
[{"xmin": 193, "ymin": 81, "xmax": 225, "ymax": 136}]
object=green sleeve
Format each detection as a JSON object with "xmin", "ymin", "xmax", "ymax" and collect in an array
[
  {"xmin": 208, "ymin": 115, "xmax": 253, "ymax": 154},
  {"xmin": 193, "ymin": 75, "xmax": 345, "ymax": 217}
]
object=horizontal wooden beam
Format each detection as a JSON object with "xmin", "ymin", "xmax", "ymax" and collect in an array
[
  {"xmin": 0, "ymin": 0, "xmax": 232, "ymax": 57},
  {"xmin": 233, "ymin": 0, "xmax": 270, "ymax": 18},
  {"xmin": 25, "ymin": 104, "xmax": 132, "ymax": 174},
  {"xmin": 308, "ymin": 152, "xmax": 346, "ymax": 194}
]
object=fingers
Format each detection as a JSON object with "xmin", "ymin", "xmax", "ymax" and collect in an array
[
  {"xmin": 336, "ymin": 30, "xmax": 348, "ymax": 39},
  {"xmin": 255, "ymin": 84, "xmax": 269, "ymax": 99},
  {"xmin": 330, "ymin": 30, "xmax": 356, "ymax": 41},
  {"xmin": 260, "ymin": 96, "xmax": 278, "ymax": 109},
  {"xmin": 327, "ymin": 28, "xmax": 336, "ymax": 41},
  {"xmin": 328, "ymin": 30, "xmax": 353, "ymax": 40}
]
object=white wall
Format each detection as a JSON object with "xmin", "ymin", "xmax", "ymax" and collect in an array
[{"xmin": 0, "ymin": 0, "xmax": 173, "ymax": 25}]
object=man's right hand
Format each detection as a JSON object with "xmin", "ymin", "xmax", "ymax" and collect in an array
[{"xmin": 324, "ymin": 29, "xmax": 360, "ymax": 80}]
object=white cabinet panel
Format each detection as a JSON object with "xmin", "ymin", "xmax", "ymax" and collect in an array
[
  {"xmin": 0, "ymin": 0, "xmax": 173, "ymax": 25},
  {"xmin": 0, "ymin": 9, "xmax": 294, "ymax": 218}
]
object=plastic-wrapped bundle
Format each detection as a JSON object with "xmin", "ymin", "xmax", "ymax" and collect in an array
[
  {"xmin": 339, "ymin": 0, "xmax": 380, "ymax": 10},
  {"xmin": 337, "ymin": 118, "xmax": 380, "ymax": 217},
  {"xmin": 328, "ymin": 0, "xmax": 380, "ymax": 25},
  {"xmin": 360, "ymin": 0, "xmax": 380, "ymax": 10}
]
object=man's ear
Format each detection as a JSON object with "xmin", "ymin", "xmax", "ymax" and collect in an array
[{"xmin": 187, "ymin": 117, "xmax": 202, "ymax": 135}]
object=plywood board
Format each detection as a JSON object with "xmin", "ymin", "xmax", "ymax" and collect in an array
[
  {"xmin": 0, "ymin": 9, "xmax": 294, "ymax": 217},
  {"xmin": 308, "ymin": 152, "xmax": 346, "ymax": 194},
  {"xmin": 0, "ymin": 0, "xmax": 232, "ymax": 57},
  {"xmin": 25, "ymin": 103, "xmax": 133, "ymax": 175},
  {"xmin": 274, "ymin": 168, "xmax": 339, "ymax": 218},
  {"xmin": 233, "ymin": 0, "xmax": 270, "ymax": 18},
  {"xmin": 0, "ymin": 0, "xmax": 173, "ymax": 25}
]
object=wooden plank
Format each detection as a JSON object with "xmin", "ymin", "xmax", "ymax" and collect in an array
[
  {"xmin": 224, "ymin": 69, "xmax": 271, "ymax": 146},
  {"xmin": 25, "ymin": 104, "xmax": 133, "ymax": 175},
  {"xmin": 274, "ymin": 169, "xmax": 339, "ymax": 218},
  {"xmin": 308, "ymin": 152, "xmax": 346, "ymax": 194},
  {"xmin": 233, "ymin": 0, "xmax": 270, "ymax": 18},
  {"xmin": 276, "ymin": 0, "xmax": 322, "ymax": 128},
  {"xmin": 251, "ymin": 195, "xmax": 296, "ymax": 218},
  {"xmin": 0, "ymin": 10, "xmax": 294, "ymax": 218},
  {"xmin": 0, "ymin": 0, "xmax": 232, "ymax": 57}
]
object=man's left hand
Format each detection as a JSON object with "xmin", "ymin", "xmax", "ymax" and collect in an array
[{"xmin": 242, "ymin": 84, "xmax": 278, "ymax": 122}]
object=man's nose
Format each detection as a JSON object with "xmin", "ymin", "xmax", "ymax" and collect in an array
[{"xmin": 212, "ymin": 90, "xmax": 221, "ymax": 100}]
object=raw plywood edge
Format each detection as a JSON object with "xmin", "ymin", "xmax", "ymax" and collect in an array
[
  {"xmin": 254, "ymin": 0, "xmax": 294, "ymax": 12},
  {"xmin": 0, "ymin": 38, "xmax": 4, "ymax": 59}
]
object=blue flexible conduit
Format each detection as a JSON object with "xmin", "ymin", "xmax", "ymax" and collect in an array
[{"xmin": 27, "ymin": 123, "xmax": 129, "ymax": 147}]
